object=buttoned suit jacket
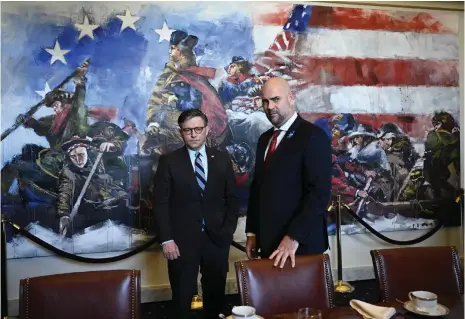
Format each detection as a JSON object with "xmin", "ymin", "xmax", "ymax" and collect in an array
[
  {"xmin": 153, "ymin": 145, "xmax": 239, "ymax": 260},
  {"xmin": 245, "ymin": 115, "xmax": 332, "ymax": 257}
]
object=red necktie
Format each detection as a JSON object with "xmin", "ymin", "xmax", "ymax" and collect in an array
[{"xmin": 264, "ymin": 130, "xmax": 281, "ymax": 165}]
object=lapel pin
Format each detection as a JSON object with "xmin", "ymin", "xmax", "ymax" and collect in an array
[{"xmin": 287, "ymin": 130, "xmax": 295, "ymax": 139}]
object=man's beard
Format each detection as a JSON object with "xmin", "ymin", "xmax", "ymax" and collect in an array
[{"xmin": 266, "ymin": 111, "xmax": 285, "ymax": 126}]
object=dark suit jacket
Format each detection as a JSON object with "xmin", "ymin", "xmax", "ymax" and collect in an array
[
  {"xmin": 246, "ymin": 115, "xmax": 332, "ymax": 257},
  {"xmin": 153, "ymin": 146, "xmax": 239, "ymax": 259}
]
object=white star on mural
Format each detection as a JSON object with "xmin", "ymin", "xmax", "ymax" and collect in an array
[
  {"xmin": 35, "ymin": 82, "xmax": 51, "ymax": 98},
  {"xmin": 74, "ymin": 15, "xmax": 99, "ymax": 40},
  {"xmin": 154, "ymin": 20, "xmax": 175, "ymax": 43},
  {"xmin": 116, "ymin": 9, "xmax": 141, "ymax": 32},
  {"xmin": 44, "ymin": 40, "xmax": 70, "ymax": 65}
]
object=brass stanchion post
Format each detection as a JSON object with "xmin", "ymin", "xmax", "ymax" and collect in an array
[
  {"xmin": 191, "ymin": 283, "xmax": 203, "ymax": 310},
  {"xmin": 1, "ymin": 214, "xmax": 9, "ymax": 317},
  {"xmin": 334, "ymin": 195, "xmax": 354, "ymax": 293}
]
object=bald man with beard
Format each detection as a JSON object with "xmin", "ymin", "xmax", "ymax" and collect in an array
[{"xmin": 245, "ymin": 77, "xmax": 333, "ymax": 268}]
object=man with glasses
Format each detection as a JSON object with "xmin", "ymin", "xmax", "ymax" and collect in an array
[{"xmin": 153, "ymin": 108, "xmax": 239, "ymax": 319}]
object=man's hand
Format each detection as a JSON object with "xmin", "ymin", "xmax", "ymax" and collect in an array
[
  {"xmin": 162, "ymin": 241, "xmax": 180, "ymax": 260},
  {"xmin": 99, "ymin": 142, "xmax": 116, "ymax": 152},
  {"xmin": 269, "ymin": 235, "xmax": 299, "ymax": 268},
  {"xmin": 245, "ymin": 236, "xmax": 258, "ymax": 260},
  {"xmin": 59, "ymin": 216, "xmax": 70, "ymax": 235},
  {"xmin": 145, "ymin": 123, "xmax": 160, "ymax": 136}
]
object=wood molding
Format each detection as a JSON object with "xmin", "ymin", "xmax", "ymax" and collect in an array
[{"xmin": 315, "ymin": 1, "xmax": 464, "ymax": 12}]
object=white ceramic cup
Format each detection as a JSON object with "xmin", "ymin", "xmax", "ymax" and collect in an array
[
  {"xmin": 231, "ymin": 305, "xmax": 257, "ymax": 318},
  {"xmin": 408, "ymin": 291, "xmax": 438, "ymax": 310}
]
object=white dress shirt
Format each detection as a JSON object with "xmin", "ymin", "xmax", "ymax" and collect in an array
[
  {"xmin": 263, "ymin": 112, "xmax": 298, "ymax": 159},
  {"xmin": 187, "ymin": 144, "xmax": 208, "ymax": 179},
  {"xmin": 248, "ymin": 112, "xmax": 298, "ymax": 237}
]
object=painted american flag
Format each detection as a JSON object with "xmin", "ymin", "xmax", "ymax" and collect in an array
[{"xmin": 252, "ymin": 4, "xmax": 460, "ymax": 143}]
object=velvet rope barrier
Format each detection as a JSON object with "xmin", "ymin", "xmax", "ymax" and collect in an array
[
  {"xmin": 339, "ymin": 188, "xmax": 463, "ymax": 246},
  {"xmin": 3, "ymin": 187, "xmax": 462, "ymax": 263},
  {"xmin": 342, "ymin": 205, "xmax": 444, "ymax": 245},
  {"xmin": 2, "ymin": 216, "xmax": 158, "ymax": 263},
  {"xmin": 2, "ymin": 215, "xmax": 247, "ymax": 263}
]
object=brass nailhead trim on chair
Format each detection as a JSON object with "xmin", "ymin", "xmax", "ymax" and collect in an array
[
  {"xmin": 131, "ymin": 270, "xmax": 136, "ymax": 319},
  {"xmin": 238, "ymin": 261, "xmax": 249, "ymax": 305},
  {"xmin": 373, "ymin": 250, "xmax": 389, "ymax": 302},
  {"xmin": 450, "ymin": 246, "xmax": 464, "ymax": 294},
  {"xmin": 323, "ymin": 254, "xmax": 335, "ymax": 308},
  {"xmin": 25, "ymin": 277, "xmax": 30, "ymax": 319}
]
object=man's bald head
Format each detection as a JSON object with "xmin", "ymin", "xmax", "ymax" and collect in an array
[
  {"xmin": 261, "ymin": 77, "xmax": 295, "ymax": 127},
  {"xmin": 263, "ymin": 77, "xmax": 291, "ymax": 95}
]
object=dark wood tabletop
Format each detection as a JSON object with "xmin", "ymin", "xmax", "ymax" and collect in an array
[{"xmin": 269, "ymin": 295, "xmax": 463, "ymax": 319}]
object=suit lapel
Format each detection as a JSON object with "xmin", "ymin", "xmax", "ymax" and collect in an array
[
  {"xmin": 204, "ymin": 147, "xmax": 216, "ymax": 195},
  {"xmin": 179, "ymin": 146, "xmax": 200, "ymax": 192},
  {"xmin": 256, "ymin": 128, "xmax": 274, "ymax": 178},
  {"xmin": 266, "ymin": 115, "xmax": 303, "ymax": 168},
  {"xmin": 257, "ymin": 129, "xmax": 274, "ymax": 163}
]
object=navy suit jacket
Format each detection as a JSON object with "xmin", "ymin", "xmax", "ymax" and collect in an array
[
  {"xmin": 153, "ymin": 146, "xmax": 239, "ymax": 260},
  {"xmin": 245, "ymin": 115, "xmax": 332, "ymax": 257}
]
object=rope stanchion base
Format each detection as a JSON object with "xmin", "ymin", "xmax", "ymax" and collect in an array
[
  {"xmin": 191, "ymin": 295, "xmax": 203, "ymax": 309},
  {"xmin": 334, "ymin": 280, "xmax": 354, "ymax": 293}
]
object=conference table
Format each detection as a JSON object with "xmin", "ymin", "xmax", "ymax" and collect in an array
[{"xmin": 268, "ymin": 295, "xmax": 463, "ymax": 319}]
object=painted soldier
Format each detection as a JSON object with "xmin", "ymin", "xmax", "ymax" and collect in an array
[
  {"xmin": 424, "ymin": 112, "xmax": 460, "ymax": 198},
  {"xmin": 377, "ymin": 122, "xmax": 419, "ymax": 200},
  {"xmin": 144, "ymin": 30, "xmax": 228, "ymax": 154},
  {"xmin": 218, "ymin": 56, "xmax": 268, "ymax": 106},
  {"xmin": 17, "ymin": 61, "xmax": 89, "ymax": 150},
  {"xmin": 87, "ymin": 121, "xmax": 130, "ymax": 184},
  {"xmin": 57, "ymin": 137, "xmax": 128, "ymax": 236},
  {"xmin": 314, "ymin": 113, "xmax": 356, "ymax": 154},
  {"xmin": 2, "ymin": 62, "xmax": 89, "ymax": 199}
]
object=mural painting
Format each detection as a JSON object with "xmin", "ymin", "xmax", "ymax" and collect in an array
[{"xmin": 1, "ymin": 2, "xmax": 460, "ymax": 258}]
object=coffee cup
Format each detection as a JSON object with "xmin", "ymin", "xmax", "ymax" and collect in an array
[
  {"xmin": 231, "ymin": 305, "xmax": 256, "ymax": 318},
  {"xmin": 408, "ymin": 291, "xmax": 438, "ymax": 310}
]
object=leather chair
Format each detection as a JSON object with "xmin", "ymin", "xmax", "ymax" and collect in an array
[
  {"xmin": 19, "ymin": 269, "xmax": 141, "ymax": 319},
  {"xmin": 371, "ymin": 246, "xmax": 463, "ymax": 302},
  {"xmin": 235, "ymin": 254, "xmax": 335, "ymax": 317}
]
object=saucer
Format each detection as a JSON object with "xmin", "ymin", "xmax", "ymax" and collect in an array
[
  {"xmin": 403, "ymin": 301, "xmax": 450, "ymax": 316},
  {"xmin": 226, "ymin": 316, "xmax": 264, "ymax": 319}
]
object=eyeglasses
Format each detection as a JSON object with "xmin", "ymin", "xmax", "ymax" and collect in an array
[{"xmin": 181, "ymin": 127, "xmax": 205, "ymax": 134}]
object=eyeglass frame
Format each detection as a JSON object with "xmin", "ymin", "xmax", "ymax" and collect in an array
[{"xmin": 180, "ymin": 126, "xmax": 206, "ymax": 135}]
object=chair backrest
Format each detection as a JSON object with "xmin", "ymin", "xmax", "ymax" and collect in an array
[
  {"xmin": 19, "ymin": 269, "xmax": 141, "ymax": 319},
  {"xmin": 371, "ymin": 246, "xmax": 463, "ymax": 302},
  {"xmin": 235, "ymin": 254, "xmax": 335, "ymax": 317}
]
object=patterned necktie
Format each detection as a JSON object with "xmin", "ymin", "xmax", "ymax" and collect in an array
[
  {"xmin": 264, "ymin": 130, "xmax": 281, "ymax": 165},
  {"xmin": 195, "ymin": 152, "xmax": 206, "ymax": 195},
  {"xmin": 195, "ymin": 152, "xmax": 206, "ymax": 230}
]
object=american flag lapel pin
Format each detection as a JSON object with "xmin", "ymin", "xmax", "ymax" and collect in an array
[{"xmin": 287, "ymin": 130, "xmax": 295, "ymax": 139}]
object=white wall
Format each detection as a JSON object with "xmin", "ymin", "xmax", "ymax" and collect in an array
[{"xmin": 3, "ymin": 1, "xmax": 464, "ymax": 315}]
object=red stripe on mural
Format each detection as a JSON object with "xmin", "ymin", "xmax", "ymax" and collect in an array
[
  {"xmin": 300, "ymin": 113, "xmax": 435, "ymax": 140},
  {"xmin": 253, "ymin": 4, "xmax": 294, "ymax": 26},
  {"xmin": 255, "ymin": 52, "xmax": 459, "ymax": 87},
  {"xmin": 308, "ymin": 7, "xmax": 456, "ymax": 34},
  {"xmin": 255, "ymin": 5, "xmax": 456, "ymax": 34}
]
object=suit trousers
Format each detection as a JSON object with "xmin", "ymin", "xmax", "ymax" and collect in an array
[{"xmin": 168, "ymin": 231, "xmax": 230, "ymax": 319}]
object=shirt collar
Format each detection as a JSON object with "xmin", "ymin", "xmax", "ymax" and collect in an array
[
  {"xmin": 187, "ymin": 144, "xmax": 207, "ymax": 158},
  {"xmin": 275, "ymin": 112, "xmax": 298, "ymax": 132}
]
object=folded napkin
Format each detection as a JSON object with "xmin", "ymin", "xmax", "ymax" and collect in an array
[{"xmin": 350, "ymin": 299, "xmax": 396, "ymax": 319}]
